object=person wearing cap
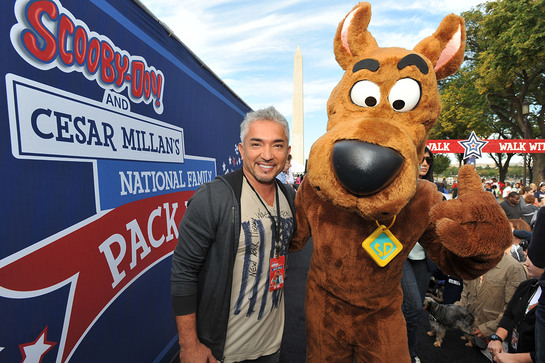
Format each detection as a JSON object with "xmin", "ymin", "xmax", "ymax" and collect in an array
[
  {"xmin": 534, "ymin": 183, "xmax": 545, "ymax": 204},
  {"xmin": 509, "ymin": 219, "xmax": 531, "ymax": 262}
]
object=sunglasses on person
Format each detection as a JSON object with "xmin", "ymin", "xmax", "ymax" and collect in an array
[{"xmin": 422, "ymin": 156, "xmax": 433, "ymax": 165}]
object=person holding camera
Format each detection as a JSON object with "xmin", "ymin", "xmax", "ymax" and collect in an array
[{"xmin": 487, "ymin": 255, "xmax": 543, "ymax": 362}]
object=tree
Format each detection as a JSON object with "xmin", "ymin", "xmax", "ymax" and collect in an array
[
  {"xmin": 432, "ymin": 66, "xmax": 496, "ymax": 166},
  {"xmin": 433, "ymin": 154, "xmax": 451, "ymax": 180},
  {"xmin": 489, "ymin": 152, "xmax": 515, "ymax": 183},
  {"xmin": 463, "ymin": 0, "xmax": 545, "ymax": 184},
  {"xmin": 433, "ymin": 67, "xmax": 494, "ymax": 138}
]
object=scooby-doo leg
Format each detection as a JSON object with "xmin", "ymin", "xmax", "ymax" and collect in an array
[
  {"xmin": 353, "ymin": 309, "xmax": 411, "ymax": 363},
  {"xmin": 305, "ymin": 281, "xmax": 353, "ymax": 362},
  {"xmin": 306, "ymin": 279, "xmax": 411, "ymax": 362}
]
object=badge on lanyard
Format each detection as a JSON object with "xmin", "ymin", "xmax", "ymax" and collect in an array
[
  {"xmin": 269, "ymin": 255, "xmax": 285, "ymax": 291},
  {"xmin": 362, "ymin": 216, "xmax": 403, "ymax": 267}
]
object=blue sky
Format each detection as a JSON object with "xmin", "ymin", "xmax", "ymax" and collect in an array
[{"xmin": 138, "ymin": 0, "xmax": 487, "ymax": 161}]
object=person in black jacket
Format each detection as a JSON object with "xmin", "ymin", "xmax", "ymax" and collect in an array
[
  {"xmin": 171, "ymin": 107, "xmax": 296, "ymax": 363},
  {"xmin": 527, "ymin": 207, "xmax": 544, "ymax": 363},
  {"xmin": 487, "ymin": 254, "xmax": 544, "ymax": 362}
]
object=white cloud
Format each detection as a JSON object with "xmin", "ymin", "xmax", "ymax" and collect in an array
[
  {"xmin": 138, "ymin": 0, "xmax": 488, "ymax": 158},
  {"xmin": 374, "ymin": 0, "xmax": 487, "ymax": 13}
]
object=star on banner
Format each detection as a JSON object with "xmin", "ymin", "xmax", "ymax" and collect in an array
[
  {"xmin": 459, "ymin": 131, "xmax": 488, "ymax": 160},
  {"xmin": 19, "ymin": 327, "xmax": 56, "ymax": 362}
]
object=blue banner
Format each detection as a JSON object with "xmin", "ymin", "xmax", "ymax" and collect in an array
[{"xmin": 0, "ymin": 0, "xmax": 250, "ymax": 361}]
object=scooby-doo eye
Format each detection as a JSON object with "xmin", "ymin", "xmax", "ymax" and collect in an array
[
  {"xmin": 388, "ymin": 78, "xmax": 421, "ymax": 112},
  {"xmin": 350, "ymin": 80, "xmax": 380, "ymax": 108}
]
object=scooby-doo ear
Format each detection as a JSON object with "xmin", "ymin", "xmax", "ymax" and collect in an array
[
  {"xmin": 333, "ymin": 2, "xmax": 378, "ymax": 71},
  {"xmin": 414, "ymin": 14, "xmax": 466, "ymax": 80}
]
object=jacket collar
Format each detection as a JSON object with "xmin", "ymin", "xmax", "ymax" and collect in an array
[
  {"xmin": 219, "ymin": 167, "xmax": 244, "ymax": 202},
  {"xmin": 217, "ymin": 168, "xmax": 297, "ymax": 228}
]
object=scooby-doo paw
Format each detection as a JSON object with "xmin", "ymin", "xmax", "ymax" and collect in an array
[
  {"xmin": 429, "ymin": 165, "xmax": 512, "ymax": 279},
  {"xmin": 427, "ymin": 330, "xmax": 435, "ymax": 337},
  {"xmin": 434, "ymin": 340, "xmax": 442, "ymax": 347}
]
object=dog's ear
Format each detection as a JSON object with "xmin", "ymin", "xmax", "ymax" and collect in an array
[
  {"xmin": 413, "ymin": 13, "xmax": 466, "ymax": 80},
  {"xmin": 333, "ymin": 2, "xmax": 378, "ymax": 70}
]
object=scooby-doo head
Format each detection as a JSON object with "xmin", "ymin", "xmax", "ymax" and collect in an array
[{"xmin": 307, "ymin": 2, "xmax": 465, "ymax": 221}]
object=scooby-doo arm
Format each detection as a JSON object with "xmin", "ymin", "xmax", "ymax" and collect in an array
[
  {"xmin": 420, "ymin": 165, "xmax": 512, "ymax": 280},
  {"xmin": 289, "ymin": 176, "xmax": 312, "ymax": 252}
]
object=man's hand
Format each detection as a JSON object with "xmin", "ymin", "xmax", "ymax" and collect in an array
[
  {"xmin": 176, "ymin": 314, "xmax": 218, "ymax": 363},
  {"xmin": 488, "ymin": 339, "xmax": 504, "ymax": 356},
  {"xmin": 179, "ymin": 342, "xmax": 218, "ymax": 363}
]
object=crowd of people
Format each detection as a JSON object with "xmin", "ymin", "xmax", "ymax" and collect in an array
[
  {"xmin": 169, "ymin": 106, "xmax": 544, "ymax": 363},
  {"xmin": 401, "ymin": 153, "xmax": 545, "ymax": 363}
]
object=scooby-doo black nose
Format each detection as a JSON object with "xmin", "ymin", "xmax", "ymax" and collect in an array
[{"xmin": 332, "ymin": 140, "xmax": 404, "ymax": 195}]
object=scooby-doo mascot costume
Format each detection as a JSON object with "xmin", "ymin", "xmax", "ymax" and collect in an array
[{"xmin": 290, "ymin": 2, "xmax": 511, "ymax": 362}]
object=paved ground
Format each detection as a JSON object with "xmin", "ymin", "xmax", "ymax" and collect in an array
[{"xmin": 280, "ymin": 239, "xmax": 490, "ymax": 363}]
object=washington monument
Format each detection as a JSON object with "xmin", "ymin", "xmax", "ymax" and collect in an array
[{"xmin": 292, "ymin": 46, "xmax": 304, "ymax": 168}]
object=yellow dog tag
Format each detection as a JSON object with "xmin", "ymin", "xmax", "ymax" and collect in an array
[{"xmin": 362, "ymin": 216, "xmax": 403, "ymax": 267}]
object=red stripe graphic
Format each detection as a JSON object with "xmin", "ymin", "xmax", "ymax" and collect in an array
[
  {"xmin": 427, "ymin": 139, "xmax": 545, "ymax": 153},
  {"xmin": 0, "ymin": 191, "xmax": 193, "ymax": 362}
]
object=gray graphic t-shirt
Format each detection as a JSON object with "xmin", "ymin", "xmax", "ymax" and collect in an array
[{"xmin": 223, "ymin": 179, "xmax": 293, "ymax": 362}]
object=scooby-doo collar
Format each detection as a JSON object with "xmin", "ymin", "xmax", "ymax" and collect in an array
[{"xmin": 361, "ymin": 216, "xmax": 403, "ymax": 267}]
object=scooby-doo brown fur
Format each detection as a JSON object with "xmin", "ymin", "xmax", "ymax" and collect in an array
[{"xmin": 290, "ymin": 3, "xmax": 511, "ymax": 362}]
